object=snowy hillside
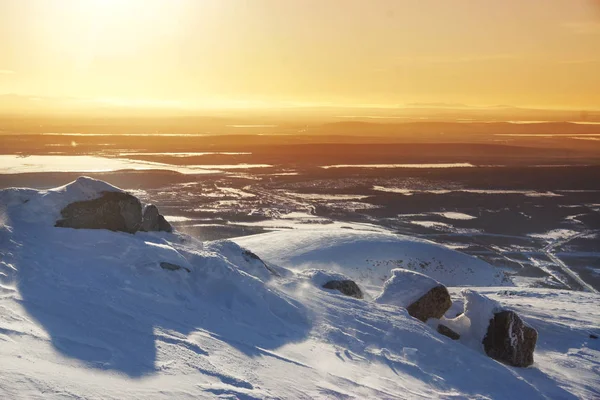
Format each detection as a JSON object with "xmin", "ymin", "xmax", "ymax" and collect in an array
[
  {"xmin": 234, "ymin": 229, "xmax": 511, "ymax": 295},
  {"xmin": 0, "ymin": 178, "xmax": 598, "ymax": 399}
]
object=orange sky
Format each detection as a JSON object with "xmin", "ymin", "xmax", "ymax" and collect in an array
[{"xmin": 1, "ymin": 0, "xmax": 600, "ymax": 110}]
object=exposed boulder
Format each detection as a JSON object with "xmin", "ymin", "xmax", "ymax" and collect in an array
[
  {"xmin": 160, "ymin": 262, "xmax": 190, "ymax": 273},
  {"xmin": 298, "ymin": 269, "xmax": 363, "ymax": 299},
  {"xmin": 322, "ymin": 280, "xmax": 363, "ymax": 299},
  {"xmin": 140, "ymin": 204, "xmax": 172, "ymax": 233},
  {"xmin": 375, "ymin": 269, "xmax": 452, "ymax": 322},
  {"xmin": 437, "ymin": 324, "xmax": 460, "ymax": 340},
  {"xmin": 483, "ymin": 310, "xmax": 537, "ymax": 367},
  {"xmin": 55, "ymin": 191, "xmax": 142, "ymax": 233},
  {"xmin": 407, "ymin": 285, "xmax": 452, "ymax": 322}
]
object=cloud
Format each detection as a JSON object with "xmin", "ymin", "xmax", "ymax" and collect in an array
[{"xmin": 0, "ymin": 69, "xmax": 15, "ymax": 75}]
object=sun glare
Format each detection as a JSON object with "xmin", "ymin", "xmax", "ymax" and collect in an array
[{"xmin": 55, "ymin": 0, "xmax": 184, "ymax": 60}]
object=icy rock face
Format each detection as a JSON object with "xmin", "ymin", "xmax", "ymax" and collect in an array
[
  {"xmin": 140, "ymin": 204, "xmax": 173, "ymax": 233},
  {"xmin": 483, "ymin": 310, "xmax": 537, "ymax": 367},
  {"xmin": 322, "ymin": 280, "xmax": 363, "ymax": 299},
  {"xmin": 55, "ymin": 191, "xmax": 142, "ymax": 233},
  {"xmin": 375, "ymin": 269, "xmax": 452, "ymax": 322}
]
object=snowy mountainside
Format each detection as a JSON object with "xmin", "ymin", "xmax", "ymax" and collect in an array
[
  {"xmin": 0, "ymin": 177, "xmax": 598, "ymax": 399},
  {"xmin": 233, "ymin": 229, "xmax": 511, "ymax": 294}
]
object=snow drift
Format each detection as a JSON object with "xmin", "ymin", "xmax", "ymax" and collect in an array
[
  {"xmin": 0, "ymin": 177, "xmax": 598, "ymax": 399},
  {"xmin": 233, "ymin": 228, "xmax": 512, "ymax": 294}
]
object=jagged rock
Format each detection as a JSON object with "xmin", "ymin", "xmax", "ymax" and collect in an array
[
  {"xmin": 140, "ymin": 204, "xmax": 172, "ymax": 232},
  {"xmin": 483, "ymin": 310, "xmax": 537, "ymax": 367},
  {"xmin": 437, "ymin": 324, "xmax": 460, "ymax": 340},
  {"xmin": 55, "ymin": 191, "xmax": 142, "ymax": 233},
  {"xmin": 322, "ymin": 280, "xmax": 363, "ymax": 299},
  {"xmin": 375, "ymin": 269, "xmax": 452, "ymax": 322},
  {"xmin": 160, "ymin": 262, "xmax": 190, "ymax": 273},
  {"xmin": 407, "ymin": 285, "xmax": 452, "ymax": 322}
]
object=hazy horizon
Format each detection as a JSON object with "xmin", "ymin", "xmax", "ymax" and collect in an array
[{"xmin": 2, "ymin": 0, "xmax": 600, "ymax": 115}]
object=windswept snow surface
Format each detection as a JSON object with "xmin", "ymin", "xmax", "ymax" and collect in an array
[
  {"xmin": 234, "ymin": 229, "xmax": 511, "ymax": 294},
  {"xmin": 0, "ymin": 178, "xmax": 599, "ymax": 399}
]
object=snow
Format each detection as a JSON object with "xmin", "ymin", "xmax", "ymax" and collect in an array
[
  {"xmin": 0, "ymin": 155, "xmax": 270, "ymax": 175},
  {"xmin": 0, "ymin": 178, "xmax": 599, "ymax": 399},
  {"xmin": 409, "ymin": 220, "xmax": 455, "ymax": 229},
  {"xmin": 0, "ymin": 176, "xmax": 122, "ymax": 225},
  {"xmin": 233, "ymin": 228, "xmax": 511, "ymax": 293},
  {"xmin": 298, "ymin": 268, "xmax": 355, "ymax": 287},
  {"xmin": 433, "ymin": 212, "xmax": 477, "ymax": 220},
  {"xmin": 373, "ymin": 186, "xmax": 562, "ymax": 197},
  {"xmin": 374, "ymin": 269, "xmax": 439, "ymax": 308},
  {"xmin": 441, "ymin": 290, "xmax": 503, "ymax": 350},
  {"xmin": 530, "ymin": 229, "xmax": 580, "ymax": 241},
  {"xmin": 321, "ymin": 163, "xmax": 475, "ymax": 169}
]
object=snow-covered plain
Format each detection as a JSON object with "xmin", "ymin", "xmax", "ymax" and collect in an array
[{"xmin": 0, "ymin": 178, "xmax": 598, "ymax": 399}]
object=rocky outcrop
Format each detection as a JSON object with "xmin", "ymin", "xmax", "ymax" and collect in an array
[
  {"xmin": 407, "ymin": 285, "xmax": 452, "ymax": 322},
  {"xmin": 55, "ymin": 191, "xmax": 173, "ymax": 235},
  {"xmin": 140, "ymin": 204, "xmax": 172, "ymax": 233},
  {"xmin": 483, "ymin": 310, "xmax": 537, "ymax": 367},
  {"xmin": 437, "ymin": 324, "xmax": 460, "ymax": 340},
  {"xmin": 55, "ymin": 191, "xmax": 142, "ymax": 233},
  {"xmin": 322, "ymin": 280, "xmax": 363, "ymax": 299}
]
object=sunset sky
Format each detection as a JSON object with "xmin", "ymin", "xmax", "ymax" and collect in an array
[{"xmin": 1, "ymin": 0, "xmax": 600, "ymax": 111}]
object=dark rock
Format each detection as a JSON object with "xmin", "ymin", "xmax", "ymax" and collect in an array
[
  {"xmin": 437, "ymin": 324, "xmax": 460, "ymax": 340},
  {"xmin": 406, "ymin": 285, "xmax": 452, "ymax": 322},
  {"xmin": 55, "ymin": 191, "xmax": 142, "ymax": 234},
  {"xmin": 483, "ymin": 310, "xmax": 537, "ymax": 367},
  {"xmin": 322, "ymin": 280, "xmax": 363, "ymax": 299},
  {"xmin": 242, "ymin": 249, "xmax": 261, "ymax": 261},
  {"xmin": 242, "ymin": 249, "xmax": 280, "ymax": 277},
  {"xmin": 590, "ymin": 334, "xmax": 598, "ymax": 339},
  {"xmin": 140, "ymin": 204, "xmax": 173, "ymax": 233},
  {"xmin": 160, "ymin": 262, "xmax": 190, "ymax": 273}
]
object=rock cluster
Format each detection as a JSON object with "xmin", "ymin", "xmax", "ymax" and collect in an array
[
  {"xmin": 55, "ymin": 191, "xmax": 142, "ymax": 233},
  {"xmin": 55, "ymin": 191, "xmax": 172, "ymax": 234},
  {"xmin": 372, "ymin": 269, "xmax": 537, "ymax": 367}
]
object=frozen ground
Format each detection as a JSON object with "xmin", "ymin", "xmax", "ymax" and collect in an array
[{"xmin": 0, "ymin": 178, "xmax": 599, "ymax": 399}]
